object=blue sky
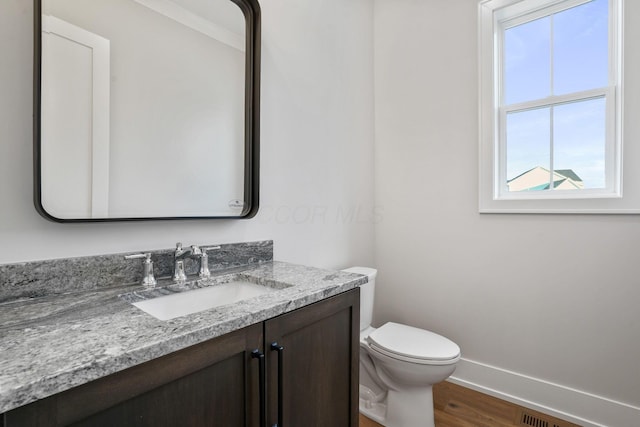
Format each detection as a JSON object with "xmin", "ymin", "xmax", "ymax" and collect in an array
[{"xmin": 504, "ymin": 0, "xmax": 609, "ymax": 189}]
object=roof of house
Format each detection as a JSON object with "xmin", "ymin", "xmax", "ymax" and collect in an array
[
  {"xmin": 554, "ymin": 169, "xmax": 583, "ymax": 182},
  {"xmin": 507, "ymin": 166, "xmax": 584, "ymax": 191},
  {"xmin": 525, "ymin": 179, "xmax": 567, "ymax": 191},
  {"xmin": 507, "ymin": 167, "xmax": 539, "ymax": 183},
  {"xmin": 507, "ymin": 166, "xmax": 583, "ymax": 183}
]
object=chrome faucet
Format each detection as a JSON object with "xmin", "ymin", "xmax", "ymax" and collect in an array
[
  {"xmin": 173, "ymin": 242, "xmax": 221, "ymax": 282},
  {"xmin": 173, "ymin": 243, "xmax": 202, "ymax": 283},
  {"xmin": 174, "ymin": 242, "xmax": 202, "ymax": 259}
]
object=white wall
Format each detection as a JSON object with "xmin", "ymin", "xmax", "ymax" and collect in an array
[
  {"xmin": 0, "ymin": 0, "xmax": 375, "ymax": 269},
  {"xmin": 374, "ymin": 0, "xmax": 640, "ymax": 425}
]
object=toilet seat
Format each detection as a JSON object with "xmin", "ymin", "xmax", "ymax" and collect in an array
[{"xmin": 366, "ymin": 322, "xmax": 460, "ymax": 365}]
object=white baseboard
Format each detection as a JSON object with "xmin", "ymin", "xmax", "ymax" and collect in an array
[{"xmin": 448, "ymin": 358, "xmax": 640, "ymax": 427}]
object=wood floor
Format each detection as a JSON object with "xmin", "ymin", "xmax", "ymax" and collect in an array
[{"xmin": 359, "ymin": 381, "xmax": 581, "ymax": 427}]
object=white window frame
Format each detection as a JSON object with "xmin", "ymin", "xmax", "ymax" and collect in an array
[{"xmin": 478, "ymin": 0, "xmax": 634, "ymax": 213}]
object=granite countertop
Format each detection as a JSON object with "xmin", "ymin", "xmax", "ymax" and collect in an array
[{"xmin": 0, "ymin": 261, "xmax": 366, "ymax": 414}]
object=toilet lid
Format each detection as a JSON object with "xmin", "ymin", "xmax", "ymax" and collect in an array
[{"xmin": 367, "ymin": 322, "xmax": 460, "ymax": 363}]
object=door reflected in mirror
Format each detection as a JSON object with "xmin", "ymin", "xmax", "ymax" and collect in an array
[{"xmin": 35, "ymin": 0, "xmax": 260, "ymax": 221}]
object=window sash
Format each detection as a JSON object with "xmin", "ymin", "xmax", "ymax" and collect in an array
[
  {"xmin": 496, "ymin": 88, "xmax": 617, "ymax": 201},
  {"xmin": 494, "ymin": 99, "xmax": 619, "ymax": 200},
  {"xmin": 491, "ymin": 0, "xmax": 619, "ymax": 201}
]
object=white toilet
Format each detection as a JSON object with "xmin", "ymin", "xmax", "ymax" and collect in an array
[{"xmin": 343, "ymin": 267, "xmax": 460, "ymax": 427}]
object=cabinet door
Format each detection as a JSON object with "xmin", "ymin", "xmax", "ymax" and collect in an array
[
  {"xmin": 4, "ymin": 323, "xmax": 263, "ymax": 427},
  {"xmin": 265, "ymin": 289, "xmax": 360, "ymax": 427}
]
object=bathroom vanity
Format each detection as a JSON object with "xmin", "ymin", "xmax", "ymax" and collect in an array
[{"xmin": 0, "ymin": 241, "xmax": 364, "ymax": 426}]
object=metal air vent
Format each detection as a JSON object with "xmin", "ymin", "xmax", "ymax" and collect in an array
[
  {"xmin": 521, "ymin": 412, "xmax": 549, "ymax": 427},
  {"xmin": 520, "ymin": 411, "xmax": 574, "ymax": 427}
]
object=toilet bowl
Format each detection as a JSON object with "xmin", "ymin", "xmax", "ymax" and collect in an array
[{"xmin": 343, "ymin": 267, "xmax": 460, "ymax": 427}]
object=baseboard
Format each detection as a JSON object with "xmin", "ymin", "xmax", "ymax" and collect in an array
[{"xmin": 449, "ymin": 358, "xmax": 640, "ymax": 427}]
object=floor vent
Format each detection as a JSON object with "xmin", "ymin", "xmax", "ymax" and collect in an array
[
  {"xmin": 519, "ymin": 410, "xmax": 581, "ymax": 427},
  {"xmin": 521, "ymin": 412, "xmax": 549, "ymax": 427}
]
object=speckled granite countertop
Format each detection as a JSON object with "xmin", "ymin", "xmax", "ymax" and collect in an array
[{"xmin": 0, "ymin": 261, "xmax": 366, "ymax": 414}]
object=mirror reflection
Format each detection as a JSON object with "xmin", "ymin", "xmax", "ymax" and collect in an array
[{"xmin": 38, "ymin": 0, "xmax": 256, "ymax": 220}]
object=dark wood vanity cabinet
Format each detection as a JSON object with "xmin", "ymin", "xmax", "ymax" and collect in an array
[
  {"xmin": 4, "ymin": 323, "xmax": 263, "ymax": 427},
  {"xmin": 265, "ymin": 288, "xmax": 359, "ymax": 427},
  {"xmin": 2, "ymin": 288, "xmax": 359, "ymax": 427}
]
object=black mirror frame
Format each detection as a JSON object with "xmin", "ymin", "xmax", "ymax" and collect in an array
[{"xmin": 33, "ymin": 0, "xmax": 260, "ymax": 222}]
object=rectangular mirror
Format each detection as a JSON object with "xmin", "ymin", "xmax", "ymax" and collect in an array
[{"xmin": 34, "ymin": 0, "xmax": 260, "ymax": 221}]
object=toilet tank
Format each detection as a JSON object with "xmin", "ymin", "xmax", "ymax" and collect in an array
[{"xmin": 342, "ymin": 267, "xmax": 377, "ymax": 331}]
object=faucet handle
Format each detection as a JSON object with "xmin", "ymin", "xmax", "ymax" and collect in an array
[
  {"xmin": 124, "ymin": 253, "xmax": 157, "ymax": 288},
  {"xmin": 174, "ymin": 260, "xmax": 187, "ymax": 283},
  {"xmin": 198, "ymin": 246, "xmax": 221, "ymax": 278}
]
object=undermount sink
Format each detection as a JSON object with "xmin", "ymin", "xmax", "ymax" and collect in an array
[{"xmin": 130, "ymin": 279, "xmax": 280, "ymax": 321}]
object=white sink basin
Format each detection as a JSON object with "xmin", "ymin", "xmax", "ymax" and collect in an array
[{"xmin": 132, "ymin": 280, "xmax": 277, "ymax": 320}]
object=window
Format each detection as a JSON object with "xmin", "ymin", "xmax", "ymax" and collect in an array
[{"xmin": 479, "ymin": 0, "xmax": 631, "ymax": 213}]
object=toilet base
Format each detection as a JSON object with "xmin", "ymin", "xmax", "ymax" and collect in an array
[
  {"xmin": 359, "ymin": 385, "xmax": 387, "ymax": 424},
  {"xmin": 387, "ymin": 386, "xmax": 434, "ymax": 427},
  {"xmin": 359, "ymin": 384, "xmax": 435, "ymax": 427}
]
